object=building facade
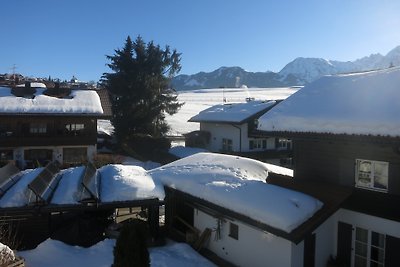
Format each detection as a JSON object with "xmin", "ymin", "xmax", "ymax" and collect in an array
[{"xmin": 0, "ymin": 84, "xmax": 109, "ymax": 168}]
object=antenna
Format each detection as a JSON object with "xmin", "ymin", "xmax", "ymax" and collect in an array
[{"xmin": 9, "ymin": 64, "xmax": 17, "ymax": 85}]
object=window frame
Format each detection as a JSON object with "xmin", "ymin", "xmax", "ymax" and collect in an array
[
  {"xmin": 355, "ymin": 159, "xmax": 388, "ymax": 193},
  {"xmin": 64, "ymin": 123, "xmax": 85, "ymax": 135},
  {"xmin": 249, "ymin": 139, "xmax": 266, "ymax": 150},
  {"xmin": 228, "ymin": 222, "xmax": 239, "ymax": 240},
  {"xmin": 29, "ymin": 122, "xmax": 47, "ymax": 134},
  {"xmin": 352, "ymin": 226, "xmax": 385, "ymax": 267},
  {"xmin": 222, "ymin": 138, "xmax": 233, "ymax": 152}
]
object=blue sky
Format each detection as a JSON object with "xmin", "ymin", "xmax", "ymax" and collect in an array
[{"xmin": 1, "ymin": 0, "xmax": 400, "ymax": 81}]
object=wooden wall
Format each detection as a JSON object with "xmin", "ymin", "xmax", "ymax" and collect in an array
[{"xmin": 293, "ymin": 138, "xmax": 400, "ymax": 195}]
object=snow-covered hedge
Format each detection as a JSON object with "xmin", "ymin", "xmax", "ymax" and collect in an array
[{"xmin": 0, "ymin": 242, "xmax": 16, "ymax": 265}]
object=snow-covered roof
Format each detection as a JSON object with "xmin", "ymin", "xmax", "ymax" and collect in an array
[
  {"xmin": 189, "ymin": 100, "xmax": 276, "ymax": 124},
  {"xmin": 0, "ymin": 165, "xmax": 164, "ymax": 208},
  {"xmin": 16, "ymin": 82, "xmax": 47, "ymax": 88},
  {"xmin": 0, "ymin": 87, "xmax": 103, "ymax": 115},
  {"xmin": 149, "ymin": 153, "xmax": 321, "ymax": 233},
  {"xmin": 169, "ymin": 145, "xmax": 208, "ymax": 159},
  {"xmin": 257, "ymin": 67, "xmax": 400, "ymax": 137}
]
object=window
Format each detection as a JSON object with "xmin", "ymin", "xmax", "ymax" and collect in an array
[
  {"xmin": 353, "ymin": 227, "xmax": 385, "ymax": 267},
  {"xmin": 229, "ymin": 222, "xmax": 238, "ymax": 240},
  {"xmin": 277, "ymin": 138, "xmax": 291, "ymax": 150},
  {"xmin": 65, "ymin": 123, "xmax": 85, "ymax": 135},
  {"xmin": 24, "ymin": 149, "xmax": 53, "ymax": 167},
  {"xmin": 249, "ymin": 139, "xmax": 266, "ymax": 150},
  {"xmin": 222, "ymin": 138, "xmax": 233, "ymax": 152},
  {"xmin": 0, "ymin": 150, "xmax": 13, "ymax": 161},
  {"xmin": 63, "ymin": 147, "xmax": 87, "ymax": 164},
  {"xmin": 355, "ymin": 159, "xmax": 388, "ymax": 192},
  {"xmin": 0, "ymin": 123, "xmax": 12, "ymax": 137},
  {"xmin": 30, "ymin": 123, "xmax": 47, "ymax": 134}
]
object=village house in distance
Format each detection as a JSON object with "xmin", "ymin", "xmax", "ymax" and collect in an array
[
  {"xmin": 256, "ymin": 67, "xmax": 400, "ymax": 267},
  {"xmin": 186, "ymin": 99, "xmax": 293, "ymax": 166},
  {"xmin": 0, "ymin": 82, "xmax": 111, "ymax": 168}
]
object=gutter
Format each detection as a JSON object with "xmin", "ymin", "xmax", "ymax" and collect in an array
[{"xmin": 232, "ymin": 124, "xmax": 242, "ymax": 152}]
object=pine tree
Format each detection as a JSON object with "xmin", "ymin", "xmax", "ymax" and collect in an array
[{"xmin": 102, "ymin": 36, "xmax": 183, "ymax": 142}]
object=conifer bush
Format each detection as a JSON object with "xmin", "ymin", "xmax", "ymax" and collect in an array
[{"xmin": 113, "ymin": 219, "xmax": 150, "ymax": 267}]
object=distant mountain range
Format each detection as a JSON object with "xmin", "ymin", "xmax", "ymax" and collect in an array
[{"xmin": 172, "ymin": 45, "xmax": 400, "ymax": 91}]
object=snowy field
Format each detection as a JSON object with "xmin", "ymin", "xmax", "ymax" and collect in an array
[
  {"xmin": 165, "ymin": 87, "xmax": 298, "ymax": 136},
  {"xmin": 97, "ymin": 87, "xmax": 298, "ymax": 137}
]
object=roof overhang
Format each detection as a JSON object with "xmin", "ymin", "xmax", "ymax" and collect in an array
[
  {"xmin": 165, "ymin": 183, "xmax": 351, "ymax": 244},
  {"xmin": 252, "ymin": 130, "xmax": 400, "ymax": 144}
]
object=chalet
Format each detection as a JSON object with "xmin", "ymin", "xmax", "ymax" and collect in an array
[
  {"xmin": 256, "ymin": 67, "xmax": 400, "ymax": 266},
  {"xmin": 186, "ymin": 99, "xmax": 292, "ymax": 166},
  {"xmin": 0, "ymin": 83, "xmax": 111, "ymax": 168},
  {"xmin": 149, "ymin": 152, "xmax": 340, "ymax": 267}
]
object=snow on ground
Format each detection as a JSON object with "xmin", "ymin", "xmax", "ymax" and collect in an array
[
  {"xmin": 95, "ymin": 87, "xmax": 297, "ymax": 136},
  {"xmin": 169, "ymin": 146, "xmax": 208, "ymax": 158},
  {"xmin": 166, "ymin": 87, "xmax": 297, "ymax": 136},
  {"xmin": 18, "ymin": 239, "xmax": 216, "ymax": 267},
  {"xmin": 19, "ymin": 239, "xmax": 114, "ymax": 267},
  {"xmin": 99, "ymin": 164, "xmax": 165, "ymax": 202},
  {"xmin": 150, "ymin": 153, "xmax": 321, "ymax": 232},
  {"xmin": 149, "ymin": 241, "xmax": 216, "ymax": 267},
  {"xmin": 258, "ymin": 68, "xmax": 400, "ymax": 137},
  {"xmin": 0, "ymin": 87, "xmax": 103, "ymax": 114}
]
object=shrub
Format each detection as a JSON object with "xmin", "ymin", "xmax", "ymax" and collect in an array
[
  {"xmin": 113, "ymin": 220, "xmax": 150, "ymax": 267},
  {"xmin": 122, "ymin": 134, "xmax": 171, "ymax": 162}
]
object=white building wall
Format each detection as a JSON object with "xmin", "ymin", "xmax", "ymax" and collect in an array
[
  {"xmin": 312, "ymin": 212, "xmax": 338, "ymax": 267},
  {"xmin": 267, "ymin": 137, "xmax": 276, "ymax": 149},
  {"xmin": 337, "ymin": 209, "xmax": 400, "ymax": 238},
  {"xmin": 200, "ymin": 123, "xmax": 247, "ymax": 152},
  {"xmin": 290, "ymin": 241, "xmax": 304, "ymax": 267},
  {"xmin": 308, "ymin": 208, "xmax": 400, "ymax": 266},
  {"xmin": 194, "ymin": 209, "xmax": 293, "ymax": 267},
  {"xmin": 200, "ymin": 122, "xmax": 275, "ymax": 153}
]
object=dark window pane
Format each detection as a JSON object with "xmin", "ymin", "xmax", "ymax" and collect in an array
[
  {"xmin": 356, "ymin": 227, "xmax": 368, "ymax": 243},
  {"xmin": 354, "ymin": 256, "xmax": 367, "ymax": 267},
  {"xmin": 371, "ymin": 232, "xmax": 385, "ymax": 248},
  {"xmin": 229, "ymin": 222, "xmax": 238, "ymax": 240}
]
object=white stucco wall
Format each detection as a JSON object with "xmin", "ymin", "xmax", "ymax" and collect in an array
[
  {"xmin": 194, "ymin": 208, "xmax": 294, "ymax": 267},
  {"xmin": 312, "ymin": 212, "xmax": 338, "ymax": 267},
  {"xmin": 200, "ymin": 122, "xmax": 275, "ymax": 153},
  {"xmin": 200, "ymin": 123, "xmax": 247, "ymax": 152},
  {"xmin": 290, "ymin": 241, "xmax": 304, "ymax": 267},
  {"xmin": 337, "ymin": 209, "xmax": 400, "ymax": 238},
  {"xmin": 309, "ymin": 208, "xmax": 400, "ymax": 266}
]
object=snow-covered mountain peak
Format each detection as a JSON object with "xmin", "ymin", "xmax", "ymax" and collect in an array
[
  {"xmin": 172, "ymin": 45, "xmax": 400, "ymax": 90},
  {"xmin": 279, "ymin": 57, "xmax": 337, "ymax": 83}
]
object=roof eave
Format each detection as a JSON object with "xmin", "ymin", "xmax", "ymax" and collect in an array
[{"xmin": 252, "ymin": 130, "xmax": 400, "ymax": 143}]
